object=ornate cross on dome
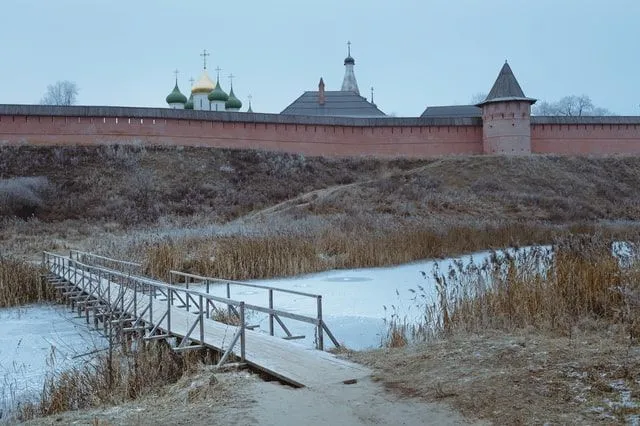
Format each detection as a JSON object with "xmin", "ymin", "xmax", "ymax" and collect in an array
[
  {"xmin": 173, "ymin": 69, "xmax": 179, "ymax": 84},
  {"xmin": 371, "ymin": 86, "xmax": 374, "ymax": 104},
  {"xmin": 189, "ymin": 77, "xmax": 195, "ymax": 86},
  {"xmin": 215, "ymin": 66, "xmax": 222, "ymax": 80},
  {"xmin": 228, "ymin": 73, "xmax": 235, "ymax": 87},
  {"xmin": 347, "ymin": 40, "xmax": 351, "ymax": 56},
  {"xmin": 200, "ymin": 49, "xmax": 210, "ymax": 69}
]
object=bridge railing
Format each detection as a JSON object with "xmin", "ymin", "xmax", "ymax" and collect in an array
[
  {"xmin": 69, "ymin": 250, "xmax": 143, "ymax": 276},
  {"xmin": 169, "ymin": 270, "xmax": 340, "ymax": 350},
  {"xmin": 43, "ymin": 251, "xmax": 246, "ymax": 365}
]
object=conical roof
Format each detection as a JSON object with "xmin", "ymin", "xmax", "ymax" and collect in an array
[
  {"xmin": 185, "ymin": 93, "xmax": 194, "ymax": 109},
  {"xmin": 166, "ymin": 83, "xmax": 187, "ymax": 105},
  {"xmin": 208, "ymin": 79, "xmax": 229, "ymax": 102},
  {"xmin": 225, "ymin": 86, "xmax": 242, "ymax": 109},
  {"xmin": 477, "ymin": 61, "xmax": 536, "ymax": 106}
]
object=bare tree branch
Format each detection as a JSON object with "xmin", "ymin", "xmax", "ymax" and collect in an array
[
  {"xmin": 532, "ymin": 94, "xmax": 612, "ymax": 116},
  {"xmin": 40, "ymin": 81, "xmax": 79, "ymax": 106},
  {"xmin": 470, "ymin": 93, "xmax": 488, "ymax": 104}
]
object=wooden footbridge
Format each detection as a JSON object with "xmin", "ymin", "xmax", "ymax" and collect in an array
[{"xmin": 42, "ymin": 251, "xmax": 370, "ymax": 388}]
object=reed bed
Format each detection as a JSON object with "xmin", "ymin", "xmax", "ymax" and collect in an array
[
  {"xmin": 0, "ymin": 257, "xmax": 55, "ymax": 308},
  {"xmin": 140, "ymin": 223, "xmax": 560, "ymax": 281},
  {"xmin": 382, "ymin": 235, "xmax": 640, "ymax": 346},
  {"xmin": 18, "ymin": 341, "xmax": 212, "ymax": 420}
]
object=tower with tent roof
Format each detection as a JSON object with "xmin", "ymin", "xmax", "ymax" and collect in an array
[{"xmin": 476, "ymin": 61, "xmax": 537, "ymax": 154}]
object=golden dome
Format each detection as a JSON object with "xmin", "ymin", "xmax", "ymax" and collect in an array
[{"xmin": 191, "ymin": 71, "xmax": 215, "ymax": 94}]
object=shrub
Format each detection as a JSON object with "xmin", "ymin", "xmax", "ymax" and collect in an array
[{"xmin": 0, "ymin": 176, "xmax": 53, "ymax": 219}]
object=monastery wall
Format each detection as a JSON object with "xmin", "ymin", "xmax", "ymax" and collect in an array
[
  {"xmin": 531, "ymin": 117, "xmax": 640, "ymax": 155},
  {"xmin": 2, "ymin": 106, "xmax": 640, "ymax": 157},
  {"xmin": 0, "ymin": 105, "xmax": 483, "ymax": 157}
]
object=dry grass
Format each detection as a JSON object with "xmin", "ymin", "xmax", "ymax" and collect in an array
[
  {"xmin": 0, "ymin": 145, "xmax": 423, "ymax": 225},
  {"xmin": 445, "ymin": 235, "xmax": 640, "ymax": 336},
  {"xmin": 18, "ymin": 341, "xmax": 216, "ymax": 421},
  {"xmin": 377, "ymin": 235, "xmax": 640, "ymax": 346},
  {"xmin": 3, "ymin": 147, "xmax": 640, "ymax": 229},
  {"xmin": 140, "ymin": 222, "xmax": 563, "ymax": 281},
  {"xmin": 354, "ymin": 236, "xmax": 640, "ymax": 424},
  {"xmin": 0, "ymin": 257, "xmax": 55, "ymax": 307},
  {"xmin": 353, "ymin": 329, "xmax": 640, "ymax": 424}
]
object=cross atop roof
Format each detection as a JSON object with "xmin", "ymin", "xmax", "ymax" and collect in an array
[
  {"xmin": 347, "ymin": 40, "xmax": 351, "ymax": 56},
  {"xmin": 173, "ymin": 69, "xmax": 179, "ymax": 84},
  {"xmin": 215, "ymin": 66, "xmax": 222, "ymax": 80},
  {"xmin": 200, "ymin": 49, "xmax": 210, "ymax": 69}
]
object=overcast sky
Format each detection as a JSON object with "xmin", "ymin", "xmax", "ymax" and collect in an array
[{"xmin": 2, "ymin": 0, "xmax": 638, "ymax": 116}]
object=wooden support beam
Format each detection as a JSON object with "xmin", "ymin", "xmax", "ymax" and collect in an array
[
  {"xmin": 172, "ymin": 345, "xmax": 205, "ymax": 352},
  {"xmin": 143, "ymin": 334, "xmax": 172, "ymax": 341},
  {"xmin": 214, "ymin": 362, "xmax": 248, "ymax": 372},
  {"xmin": 283, "ymin": 335, "xmax": 306, "ymax": 340},
  {"xmin": 122, "ymin": 326, "xmax": 150, "ymax": 332}
]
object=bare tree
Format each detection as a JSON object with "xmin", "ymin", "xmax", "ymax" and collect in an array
[
  {"xmin": 40, "ymin": 80, "xmax": 79, "ymax": 106},
  {"xmin": 470, "ymin": 93, "xmax": 488, "ymax": 104},
  {"xmin": 533, "ymin": 95, "xmax": 612, "ymax": 116}
]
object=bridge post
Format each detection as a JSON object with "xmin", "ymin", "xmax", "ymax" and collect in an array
[
  {"xmin": 269, "ymin": 289, "xmax": 274, "ymax": 336},
  {"xmin": 133, "ymin": 279, "xmax": 138, "ymax": 318},
  {"xmin": 199, "ymin": 294, "xmax": 204, "ymax": 344},
  {"xmin": 167, "ymin": 289, "xmax": 172, "ymax": 333},
  {"xmin": 317, "ymin": 296, "xmax": 324, "ymax": 351},
  {"xmin": 240, "ymin": 302, "xmax": 246, "ymax": 361},
  {"xmin": 148, "ymin": 282, "xmax": 153, "ymax": 327}
]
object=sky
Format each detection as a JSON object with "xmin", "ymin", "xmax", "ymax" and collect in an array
[{"xmin": 2, "ymin": 0, "xmax": 639, "ymax": 116}]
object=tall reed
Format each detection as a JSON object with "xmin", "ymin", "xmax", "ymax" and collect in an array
[
  {"xmin": 382, "ymin": 236, "xmax": 640, "ymax": 346},
  {"xmin": 141, "ymin": 223, "xmax": 559, "ymax": 281},
  {"xmin": 0, "ymin": 257, "xmax": 55, "ymax": 307},
  {"xmin": 19, "ymin": 341, "xmax": 211, "ymax": 420}
]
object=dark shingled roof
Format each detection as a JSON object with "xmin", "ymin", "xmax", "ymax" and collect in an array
[
  {"xmin": 478, "ymin": 62, "xmax": 536, "ymax": 106},
  {"xmin": 281, "ymin": 91, "xmax": 386, "ymax": 117},
  {"xmin": 421, "ymin": 105, "xmax": 482, "ymax": 118}
]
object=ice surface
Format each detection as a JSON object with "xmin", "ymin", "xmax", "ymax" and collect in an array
[
  {"xmin": 191, "ymin": 247, "xmax": 551, "ymax": 350},
  {"xmin": 0, "ymin": 304, "xmax": 107, "ymax": 419}
]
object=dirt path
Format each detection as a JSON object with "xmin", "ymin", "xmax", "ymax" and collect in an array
[
  {"xmin": 236, "ymin": 376, "xmax": 479, "ymax": 426},
  {"xmin": 24, "ymin": 369, "xmax": 479, "ymax": 425}
]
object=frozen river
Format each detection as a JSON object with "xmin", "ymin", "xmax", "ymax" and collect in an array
[
  {"xmin": 0, "ymin": 305, "xmax": 107, "ymax": 419},
  {"xmin": 191, "ymin": 248, "xmax": 523, "ymax": 350}
]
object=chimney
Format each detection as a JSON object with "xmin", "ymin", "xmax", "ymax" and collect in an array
[{"xmin": 318, "ymin": 77, "xmax": 325, "ymax": 105}]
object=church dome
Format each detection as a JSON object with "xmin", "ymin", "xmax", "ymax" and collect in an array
[
  {"xmin": 191, "ymin": 71, "xmax": 215, "ymax": 94},
  {"xmin": 184, "ymin": 94, "xmax": 194, "ymax": 109},
  {"xmin": 225, "ymin": 87, "xmax": 242, "ymax": 109},
  {"xmin": 166, "ymin": 84, "xmax": 187, "ymax": 105},
  {"xmin": 208, "ymin": 80, "xmax": 229, "ymax": 102},
  {"xmin": 344, "ymin": 55, "xmax": 355, "ymax": 65}
]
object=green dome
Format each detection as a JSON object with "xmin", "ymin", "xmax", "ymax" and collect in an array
[
  {"xmin": 184, "ymin": 94, "xmax": 194, "ymax": 110},
  {"xmin": 225, "ymin": 87, "xmax": 242, "ymax": 110},
  {"xmin": 208, "ymin": 80, "xmax": 229, "ymax": 102},
  {"xmin": 166, "ymin": 83, "xmax": 187, "ymax": 105}
]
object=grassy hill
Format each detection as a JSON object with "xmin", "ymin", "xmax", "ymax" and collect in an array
[{"xmin": 2, "ymin": 145, "xmax": 640, "ymax": 227}]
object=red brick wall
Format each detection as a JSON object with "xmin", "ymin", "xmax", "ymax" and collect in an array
[
  {"xmin": 0, "ymin": 115, "xmax": 484, "ymax": 157},
  {"xmin": 4, "ymin": 112, "xmax": 640, "ymax": 157},
  {"xmin": 532, "ymin": 123, "xmax": 640, "ymax": 155}
]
